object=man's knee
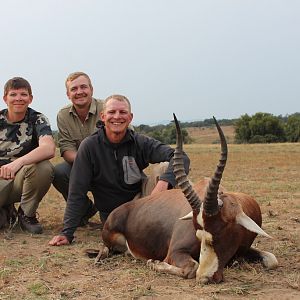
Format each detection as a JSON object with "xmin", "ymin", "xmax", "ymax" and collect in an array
[
  {"xmin": 53, "ymin": 162, "xmax": 71, "ymax": 181},
  {"xmin": 22, "ymin": 161, "xmax": 54, "ymax": 179},
  {"xmin": 37, "ymin": 160, "xmax": 54, "ymax": 175},
  {"xmin": 52, "ymin": 162, "xmax": 72, "ymax": 200},
  {"xmin": 32, "ymin": 161, "xmax": 54, "ymax": 185},
  {"xmin": 0, "ymin": 180, "xmax": 13, "ymax": 207}
]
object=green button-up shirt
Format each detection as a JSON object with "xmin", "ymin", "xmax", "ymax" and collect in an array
[{"xmin": 57, "ymin": 98, "xmax": 104, "ymax": 155}]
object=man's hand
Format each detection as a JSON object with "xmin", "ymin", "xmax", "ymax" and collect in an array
[
  {"xmin": 151, "ymin": 180, "xmax": 169, "ymax": 195},
  {"xmin": 0, "ymin": 160, "xmax": 23, "ymax": 180},
  {"xmin": 49, "ymin": 235, "xmax": 70, "ymax": 246}
]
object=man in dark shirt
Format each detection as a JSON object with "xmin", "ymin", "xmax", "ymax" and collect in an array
[{"xmin": 49, "ymin": 94, "xmax": 190, "ymax": 246}]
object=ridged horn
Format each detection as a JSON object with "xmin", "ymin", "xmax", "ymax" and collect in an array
[
  {"xmin": 203, "ymin": 116, "xmax": 228, "ymax": 216},
  {"xmin": 173, "ymin": 113, "xmax": 201, "ymax": 212}
]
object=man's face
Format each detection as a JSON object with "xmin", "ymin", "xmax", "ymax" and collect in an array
[
  {"xmin": 66, "ymin": 75, "xmax": 93, "ymax": 108},
  {"xmin": 101, "ymin": 98, "xmax": 133, "ymax": 138},
  {"xmin": 3, "ymin": 88, "xmax": 32, "ymax": 115}
]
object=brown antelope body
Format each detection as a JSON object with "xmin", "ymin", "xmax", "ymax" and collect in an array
[{"xmin": 98, "ymin": 115, "xmax": 278, "ymax": 283}]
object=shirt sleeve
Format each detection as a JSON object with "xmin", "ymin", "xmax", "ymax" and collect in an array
[
  {"xmin": 57, "ymin": 111, "xmax": 78, "ymax": 155},
  {"xmin": 35, "ymin": 113, "xmax": 53, "ymax": 137},
  {"xmin": 138, "ymin": 134, "xmax": 190, "ymax": 187},
  {"xmin": 159, "ymin": 154, "xmax": 190, "ymax": 187}
]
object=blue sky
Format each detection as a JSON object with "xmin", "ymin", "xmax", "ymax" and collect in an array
[{"xmin": 1, "ymin": 0, "xmax": 299, "ymax": 128}]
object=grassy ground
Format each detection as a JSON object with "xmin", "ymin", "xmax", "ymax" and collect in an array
[{"xmin": 0, "ymin": 127, "xmax": 299, "ymax": 299}]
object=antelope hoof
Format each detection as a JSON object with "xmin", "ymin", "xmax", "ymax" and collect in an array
[
  {"xmin": 146, "ymin": 259, "xmax": 160, "ymax": 270},
  {"xmin": 94, "ymin": 246, "xmax": 109, "ymax": 264}
]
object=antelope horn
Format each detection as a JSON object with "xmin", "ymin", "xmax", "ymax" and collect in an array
[
  {"xmin": 203, "ymin": 116, "xmax": 228, "ymax": 216},
  {"xmin": 173, "ymin": 113, "xmax": 201, "ymax": 212}
]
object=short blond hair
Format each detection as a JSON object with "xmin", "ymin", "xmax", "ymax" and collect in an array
[
  {"xmin": 103, "ymin": 94, "xmax": 132, "ymax": 113},
  {"xmin": 65, "ymin": 72, "xmax": 93, "ymax": 90}
]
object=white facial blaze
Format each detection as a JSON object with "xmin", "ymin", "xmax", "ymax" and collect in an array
[
  {"xmin": 195, "ymin": 229, "xmax": 219, "ymax": 283},
  {"xmin": 197, "ymin": 204, "xmax": 204, "ymax": 228},
  {"xmin": 195, "ymin": 207, "xmax": 219, "ymax": 283}
]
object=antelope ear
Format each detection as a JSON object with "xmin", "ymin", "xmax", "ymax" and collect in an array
[
  {"xmin": 236, "ymin": 212, "xmax": 272, "ymax": 238},
  {"xmin": 179, "ymin": 211, "xmax": 193, "ymax": 220}
]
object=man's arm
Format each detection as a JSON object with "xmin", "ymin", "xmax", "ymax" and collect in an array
[
  {"xmin": 138, "ymin": 134, "xmax": 190, "ymax": 188},
  {"xmin": 0, "ymin": 135, "xmax": 55, "ymax": 179},
  {"xmin": 151, "ymin": 180, "xmax": 169, "ymax": 195},
  {"xmin": 158, "ymin": 153, "xmax": 190, "ymax": 188},
  {"xmin": 49, "ymin": 137, "xmax": 94, "ymax": 245},
  {"xmin": 56, "ymin": 111, "xmax": 78, "ymax": 163},
  {"xmin": 62, "ymin": 150, "xmax": 77, "ymax": 164}
]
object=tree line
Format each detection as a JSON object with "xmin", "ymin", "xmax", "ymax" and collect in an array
[{"xmin": 135, "ymin": 112, "xmax": 300, "ymax": 144}]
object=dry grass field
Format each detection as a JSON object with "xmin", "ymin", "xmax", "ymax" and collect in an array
[
  {"xmin": 186, "ymin": 126, "xmax": 236, "ymax": 144},
  {"xmin": 0, "ymin": 126, "xmax": 299, "ymax": 299}
]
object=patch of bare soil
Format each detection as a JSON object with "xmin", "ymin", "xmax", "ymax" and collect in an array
[{"xmin": 1, "ymin": 142, "xmax": 300, "ymax": 299}]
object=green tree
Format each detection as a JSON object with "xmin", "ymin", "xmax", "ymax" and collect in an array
[
  {"xmin": 234, "ymin": 114, "xmax": 252, "ymax": 143},
  {"xmin": 235, "ymin": 113, "xmax": 286, "ymax": 143},
  {"xmin": 285, "ymin": 114, "xmax": 300, "ymax": 142},
  {"xmin": 150, "ymin": 130, "xmax": 163, "ymax": 141},
  {"xmin": 249, "ymin": 113, "xmax": 285, "ymax": 143}
]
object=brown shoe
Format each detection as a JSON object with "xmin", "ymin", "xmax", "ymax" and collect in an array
[{"xmin": 18, "ymin": 207, "xmax": 43, "ymax": 234}]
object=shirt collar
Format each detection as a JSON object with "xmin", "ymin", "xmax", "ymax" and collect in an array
[
  {"xmin": 100, "ymin": 127, "xmax": 133, "ymax": 146},
  {"xmin": 69, "ymin": 98, "xmax": 97, "ymax": 117}
]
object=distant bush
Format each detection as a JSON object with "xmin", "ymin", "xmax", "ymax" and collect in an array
[
  {"xmin": 180, "ymin": 118, "xmax": 236, "ymax": 128},
  {"xmin": 285, "ymin": 113, "xmax": 300, "ymax": 142},
  {"xmin": 136, "ymin": 121, "xmax": 192, "ymax": 144},
  {"xmin": 235, "ymin": 112, "xmax": 300, "ymax": 143}
]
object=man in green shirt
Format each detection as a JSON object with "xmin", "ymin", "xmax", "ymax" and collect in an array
[{"xmin": 53, "ymin": 72, "xmax": 102, "ymax": 225}]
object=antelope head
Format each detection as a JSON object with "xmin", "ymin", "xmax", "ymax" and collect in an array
[{"xmin": 173, "ymin": 114, "xmax": 271, "ymax": 284}]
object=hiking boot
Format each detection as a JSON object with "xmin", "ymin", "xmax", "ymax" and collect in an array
[
  {"xmin": 18, "ymin": 207, "xmax": 43, "ymax": 234},
  {"xmin": 6, "ymin": 204, "xmax": 17, "ymax": 226},
  {"xmin": 0, "ymin": 204, "xmax": 17, "ymax": 228},
  {"xmin": 79, "ymin": 202, "xmax": 98, "ymax": 227}
]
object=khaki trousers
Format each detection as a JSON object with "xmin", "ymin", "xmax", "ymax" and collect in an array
[{"xmin": 0, "ymin": 161, "xmax": 54, "ymax": 217}]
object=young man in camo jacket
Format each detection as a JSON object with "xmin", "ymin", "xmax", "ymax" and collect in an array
[{"xmin": 0, "ymin": 77, "xmax": 55, "ymax": 234}]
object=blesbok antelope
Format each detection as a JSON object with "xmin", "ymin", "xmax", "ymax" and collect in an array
[{"xmin": 94, "ymin": 115, "xmax": 278, "ymax": 283}]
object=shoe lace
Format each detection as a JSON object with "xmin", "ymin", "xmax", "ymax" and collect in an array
[{"xmin": 23, "ymin": 212, "xmax": 40, "ymax": 224}]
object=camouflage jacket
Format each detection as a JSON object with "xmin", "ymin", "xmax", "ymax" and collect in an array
[{"xmin": 0, "ymin": 108, "xmax": 53, "ymax": 166}]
